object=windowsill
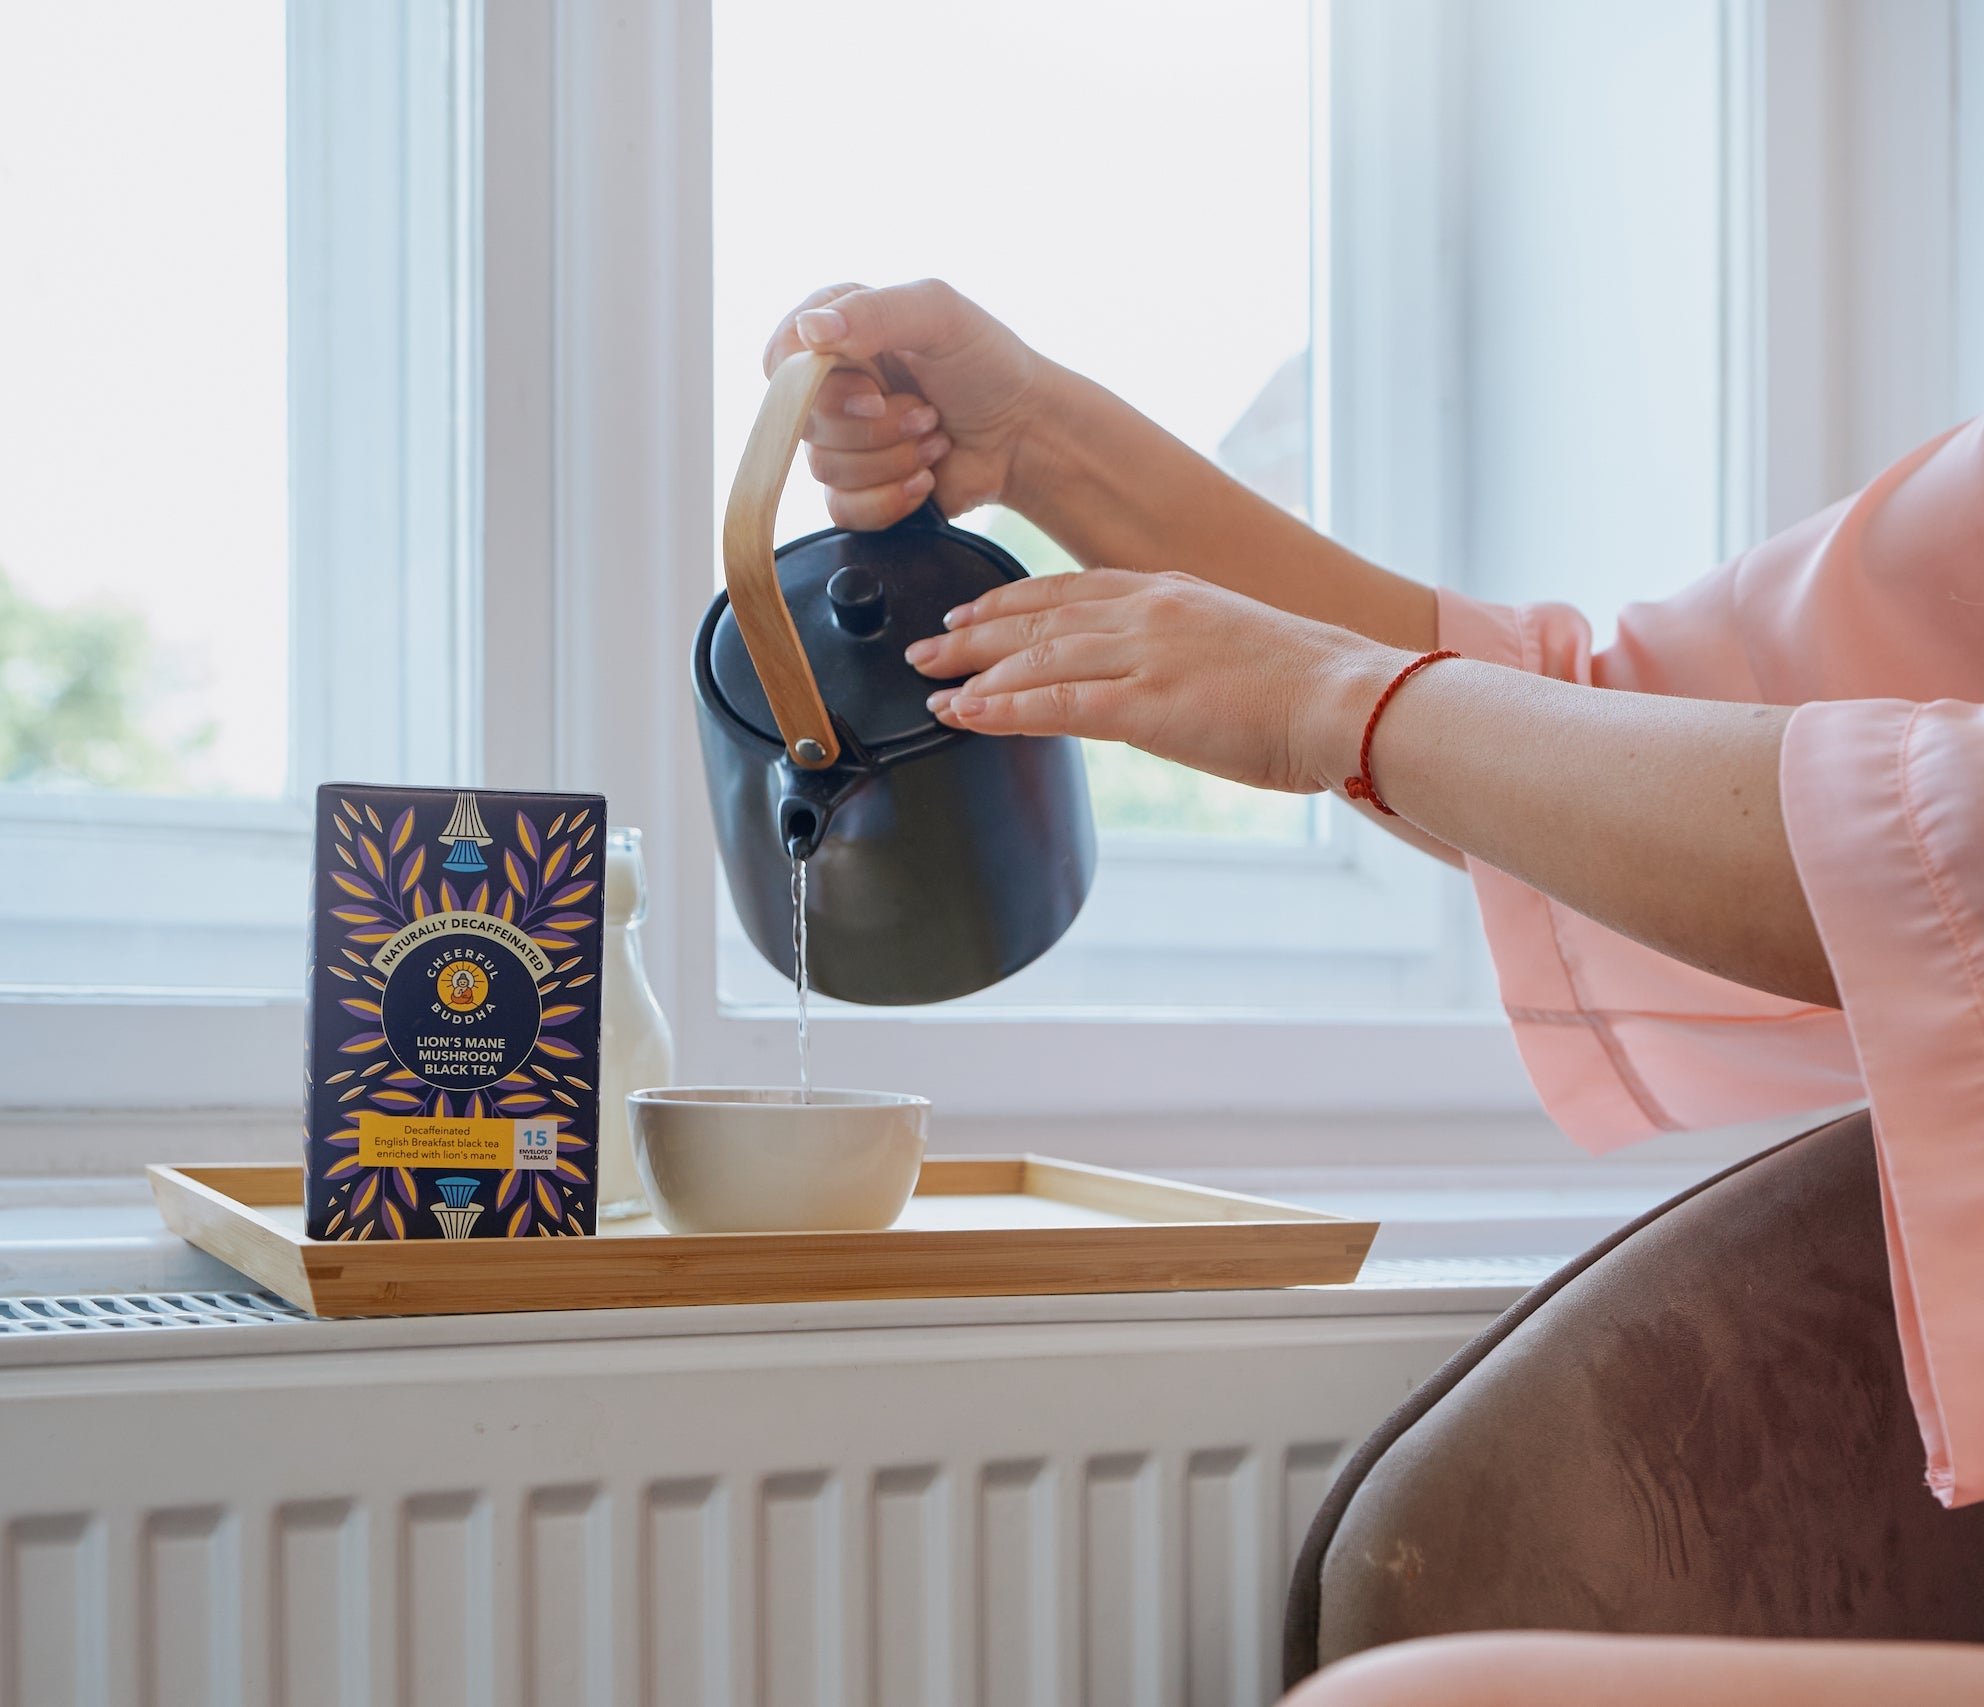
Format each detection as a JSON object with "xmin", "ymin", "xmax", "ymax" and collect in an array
[
  {"xmin": 0, "ymin": 1160, "xmax": 1705, "ymax": 1309},
  {"xmin": 0, "ymin": 1099, "xmax": 1820, "ymax": 1311},
  {"xmin": 0, "ymin": 1175, "xmax": 251, "ymax": 1297}
]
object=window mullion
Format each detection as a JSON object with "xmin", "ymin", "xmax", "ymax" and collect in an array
[{"xmin": 288, "ymin": 0, "xmax": 469, "ymax": 794}]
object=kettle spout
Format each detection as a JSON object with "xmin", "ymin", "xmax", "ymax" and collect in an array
[
  {"xmin": 775, "ymin": 748, "xmax": 867, "ymax": 860},
  {"xmin": 777, "ymin": 787, "xmax": 833, "ymax": 861}
]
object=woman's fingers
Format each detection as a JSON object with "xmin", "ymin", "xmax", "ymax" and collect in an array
[
  {"xmin": 766, "ymin": 278, "xmax": 1039, "ymax": 528},
  {"xmin": 783, "ymin": 373, "xmax": 947, "ymax": 525},
  {"xmin": 934, "ymin": 679, "xmax": 1136, "ymax": 742},
  {"xmin": 806, "ymin": 369, "xmax": 888, "ymax": 443},
  {"xmin": 909, "ymin": 569, "xmax": 1172, "ymax": 674},
  {"xmin": 805, "ymin": 375, "xmax": 937, "ymax": 450},
  {"xmin": 953, "ymin": 630, "xmax": 1137, "ymax": 701},
  {"xmin": 913, "ymin": 565, "xmax": 1349, "ymax": 797},
  {"xmin": 923, "ymin": 627, "xmax": 1145, "ymax": 744},
  {"xmin": 792, "ymin": 278, "xmax": 979, "ymax": 364},
  {"xmin": 806, "ymin": 431, "xmax": 951, "ymax": 495},
  {"xmin": 824, "ymin": 468, "xmax": 936, "ymax": 532},
  {"xmin": 940, "ymin": 567, "xmax": 1152, "ymax": 632},
  {"xmin": 906, "ymin": 595, "xmax": 1133, "ymax": 679},
  {"xmin": 763, "ymin": 282, "xmax": 868, "ymax": 375},
  {"xmin": 771, "ymin": 296, "xmax": 946, "ymax": 489}
]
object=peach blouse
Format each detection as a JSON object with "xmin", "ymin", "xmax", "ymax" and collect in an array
[{"xmin": 1438, "ymin": 418, "xmax": 1984, "ymax": 1508}]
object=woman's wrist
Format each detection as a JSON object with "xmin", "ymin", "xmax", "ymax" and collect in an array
[
  {"xmin": 1298, "ymin": 630, "xmax": 1414, "ymax": 797},
  {"xmin": 1000, "ymin": 359, "xmax": 1120, "ymax": 529}
]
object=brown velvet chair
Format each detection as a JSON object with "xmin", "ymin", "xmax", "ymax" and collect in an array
[{"xmin": 1284, "ymin": 1109, "xmax": 1984, "ymax": 1691}]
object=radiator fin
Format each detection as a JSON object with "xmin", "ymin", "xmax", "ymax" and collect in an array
[
  {"xmin": 398, "ymin": 1492, "xmax": 490, "ymax": 1707},
  {"xmin": 978, "ymin": 1459, "xmax": 1056, "ymax": 1707},
  {"xmin": 6, "ymin": 1513, "xmax": 103, "ymax": 1706},
  {"xmin": 1083, "ymin": 1454, "xmax": 1161, "ymax": 1707},
  {"xmin": 1185, "ymin": 1448, "xmax": 1262, "ymax": 1706},
  {"xmin": 757, "ymin": 1472, "xmax": 842, "ymax": 1707},
  {"xmin": 274, "ymin": 1499, "xmax": 364, "ymax": 1707},
  {"xmin": 870, "ymin": 1466, "xmax": 949, "ymax": 1707},
  {"xmin": 1281, "ymin": 1442, "xmax": 1349, "ymax": 1578},
  {"xmin": 141, "ymin": 1506, "xmax": 236, "ymax": 1707},
  {"xmin": 644, "ymin": 1478, "xmax": 728, "ymax": 1707},
  {"xmin": 526, "ymin": 1485, "xmax": 610, "ymax": 1707}
]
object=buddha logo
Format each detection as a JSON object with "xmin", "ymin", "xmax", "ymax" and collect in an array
[
  {"xmin": 432, "ymin": 1177, "xmax": 483, "ymax": 1239},
  {"xmin": 435, "ymin": 958, "xmax": 490, "ymax": 1014}
]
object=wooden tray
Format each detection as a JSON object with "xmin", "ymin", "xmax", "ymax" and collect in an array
[{"xmin": 148, "ymin": 1156, "xmax": 1377, "ymax": 1319}]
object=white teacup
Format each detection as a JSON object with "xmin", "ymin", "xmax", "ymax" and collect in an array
[{"xmin": 626, "ymin": 1087, "xmax": 929, "ymax": 1234}]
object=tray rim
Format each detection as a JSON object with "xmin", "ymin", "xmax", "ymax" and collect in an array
[{"xmin": 147, "ymin": 1155, "xmax": 1379, "ymax": 1319}]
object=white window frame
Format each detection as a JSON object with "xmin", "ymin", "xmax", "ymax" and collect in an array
[
  {"xmin": 2, "ymin": 0, "xmax": 1978, "ymax": 1148},
  {"xmin": 1, "ymin": 4, "xmax": 477, "ymax": 1065},
  {"xmin": 506, "ymin": 0, "xmax": 1983, "ymax": 1123}
]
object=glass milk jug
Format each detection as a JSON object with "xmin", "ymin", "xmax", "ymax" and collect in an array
[{"xmin": 597, "ymin": 827, "xmax": 675, "ymax": 1218}]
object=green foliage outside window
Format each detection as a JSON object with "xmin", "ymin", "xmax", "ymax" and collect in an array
[{"xmin": 0, "ymin": 565, "xmax": 212, "ymax": 791}]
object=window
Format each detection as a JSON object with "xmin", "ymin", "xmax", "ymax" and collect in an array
[
  {"xmin": 710, "ymin": 0, "xmax": 1467, "ymax": 1015},
  {"xmin": 707, "ymin": 0, "xmax": 1981, "ymax": 1037},
  {"xmin": 705, "ymin": 0, "xmax": 1737, "ymax": 1020},
  {"xmin": 4, "ymin": 0, "xmax": 1975, "ymax": 1129},
  {"xmin": 0, "ymin": 4, "xmax": 288, "ymax": 993},
  {"xmin": 0, "ymin": 4, "xmax": 473, "ymax": 997},
  {"xmin": 1, "ymin": 8, "xmax": 287, "ymax": 804}
]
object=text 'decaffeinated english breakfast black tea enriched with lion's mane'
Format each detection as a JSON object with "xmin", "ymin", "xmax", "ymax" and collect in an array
[{"xmin": 305, "ymin": 784, "xmax": 606, "ymax": 1240}]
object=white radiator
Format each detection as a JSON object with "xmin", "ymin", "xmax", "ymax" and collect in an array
[{"xmin": 0, "ymin": 1296, "xmax": 1500, "ymax": 1706}]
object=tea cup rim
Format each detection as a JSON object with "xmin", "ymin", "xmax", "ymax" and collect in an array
[{"xmin": 627, "ymin": 1085, "xmax": 929, "ymax": 1110}]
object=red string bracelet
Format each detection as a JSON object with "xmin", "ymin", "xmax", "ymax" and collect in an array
[{"xmin": 1342, "ymin": 649, "xmax": 1460, "ymax": 817}]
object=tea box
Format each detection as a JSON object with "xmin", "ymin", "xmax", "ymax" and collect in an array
[{"xmin": 305, "ymin": 784, "xmax": 607, "ymax": 1240}]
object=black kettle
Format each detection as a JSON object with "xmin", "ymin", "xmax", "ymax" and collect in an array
[{"xmin": 695, "ymin": 350, "xmax": 1095, "ymax": 1006}]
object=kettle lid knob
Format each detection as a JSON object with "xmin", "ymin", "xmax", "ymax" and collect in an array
[{"xmin": 826, "ymin": 565, "xmax": 888, "ymax": 637}]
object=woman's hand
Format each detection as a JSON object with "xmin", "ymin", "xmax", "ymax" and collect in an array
[
  {"xmin": 763, "ymin": 280, "xmax": 1055, "ymax": 530},
  {"xmin": 906, "ymin": 568, "xmax": 1397, "ymax": 794},
  {"xmin": 761, "ymin": 281, "xmax": 1440, "ymax": 664}
]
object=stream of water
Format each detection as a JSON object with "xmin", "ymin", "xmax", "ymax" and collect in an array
[{"xmin": 791, "ymin": 849, "xmax": 811, "ymax": 1103}]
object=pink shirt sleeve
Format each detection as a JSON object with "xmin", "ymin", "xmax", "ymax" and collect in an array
[
  {"xmin": 1781, "ymin": 700, "xmax": 1984, "ymax": 1509},
  {"xmin": 1437, "ymin": 417, "xmax": 1984, "ymax": 1504}
]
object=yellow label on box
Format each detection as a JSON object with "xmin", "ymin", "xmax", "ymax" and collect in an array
[{"xmin": 356, "ymin": 1113, "xmax": 558, "ymax": 1171}]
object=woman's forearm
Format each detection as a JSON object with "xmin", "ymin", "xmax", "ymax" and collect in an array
[
  {"xmin": 1010, "ymin": 364, "xmax": 1438, "ymax": 650},
  {"xmin": 914, "ymin": 571, "xmax": 1836, "ymax": 1009},
  {"xmin": 1337, "ymin": 651, "xmax": 1839, "ymax": 1008}
]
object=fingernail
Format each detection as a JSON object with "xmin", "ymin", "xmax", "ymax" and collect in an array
[
  {"xmin": 796, "ymin": 308, "xmax": 847, "ymax": 347},
  {"xmin": 926, "ymin": 688, "xmax": 957, "ymax": 714},
  {"xmin": 903, "ymin": 468, "xmax": 935, "ymax": 499},
  {"xmin": 942, "ymin": 604, "xmax": 974, "ymax": 629},
  {"xmin": 843, "ymin": 391, "xmax": 887, "ymax": 419},
  {"xmin": 916, "ymin": 432, "xmax": 951, "ymax": 468},
  {"xmin": 905, "ymin": 638, "xmax": 939, "ymax": 667},
  {"xmin": 950, "ymin": 695, "xmax": 987, "ymax": 718},
  {"xmin": 901, "ymin": 404, "xmax": 939, "ymax": 436}
]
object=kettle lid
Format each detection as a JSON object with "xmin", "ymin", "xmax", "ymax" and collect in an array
[{"xmin": 706, "ymin": 505, "xmax": 1026, "ymax": 752}]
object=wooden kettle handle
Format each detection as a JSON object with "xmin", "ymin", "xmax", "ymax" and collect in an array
[{"xmin": 721, "ymin": 350, "xmax": 893, "ymax": 769}]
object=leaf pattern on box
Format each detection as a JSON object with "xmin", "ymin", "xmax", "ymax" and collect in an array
[{"xmin": 313, "ymin": 794, "xmax": 601, "ymax": 1240}]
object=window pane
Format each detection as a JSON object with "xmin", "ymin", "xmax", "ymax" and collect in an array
[
  {"xmin": 0, "ymin": 4, "xmax": 466, "ymax": 997},
  {"xmin": 712, "ymin": 0, "xmax": 1316, "ymax": 849},
  {"xmin": 0, "ymin": 3, "xmax": 287, "ymax": 799}
]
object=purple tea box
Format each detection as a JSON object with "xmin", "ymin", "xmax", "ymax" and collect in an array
[{"xmin": 305, "ymin": 784, "xmax": 606, "ymax": 1240}]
